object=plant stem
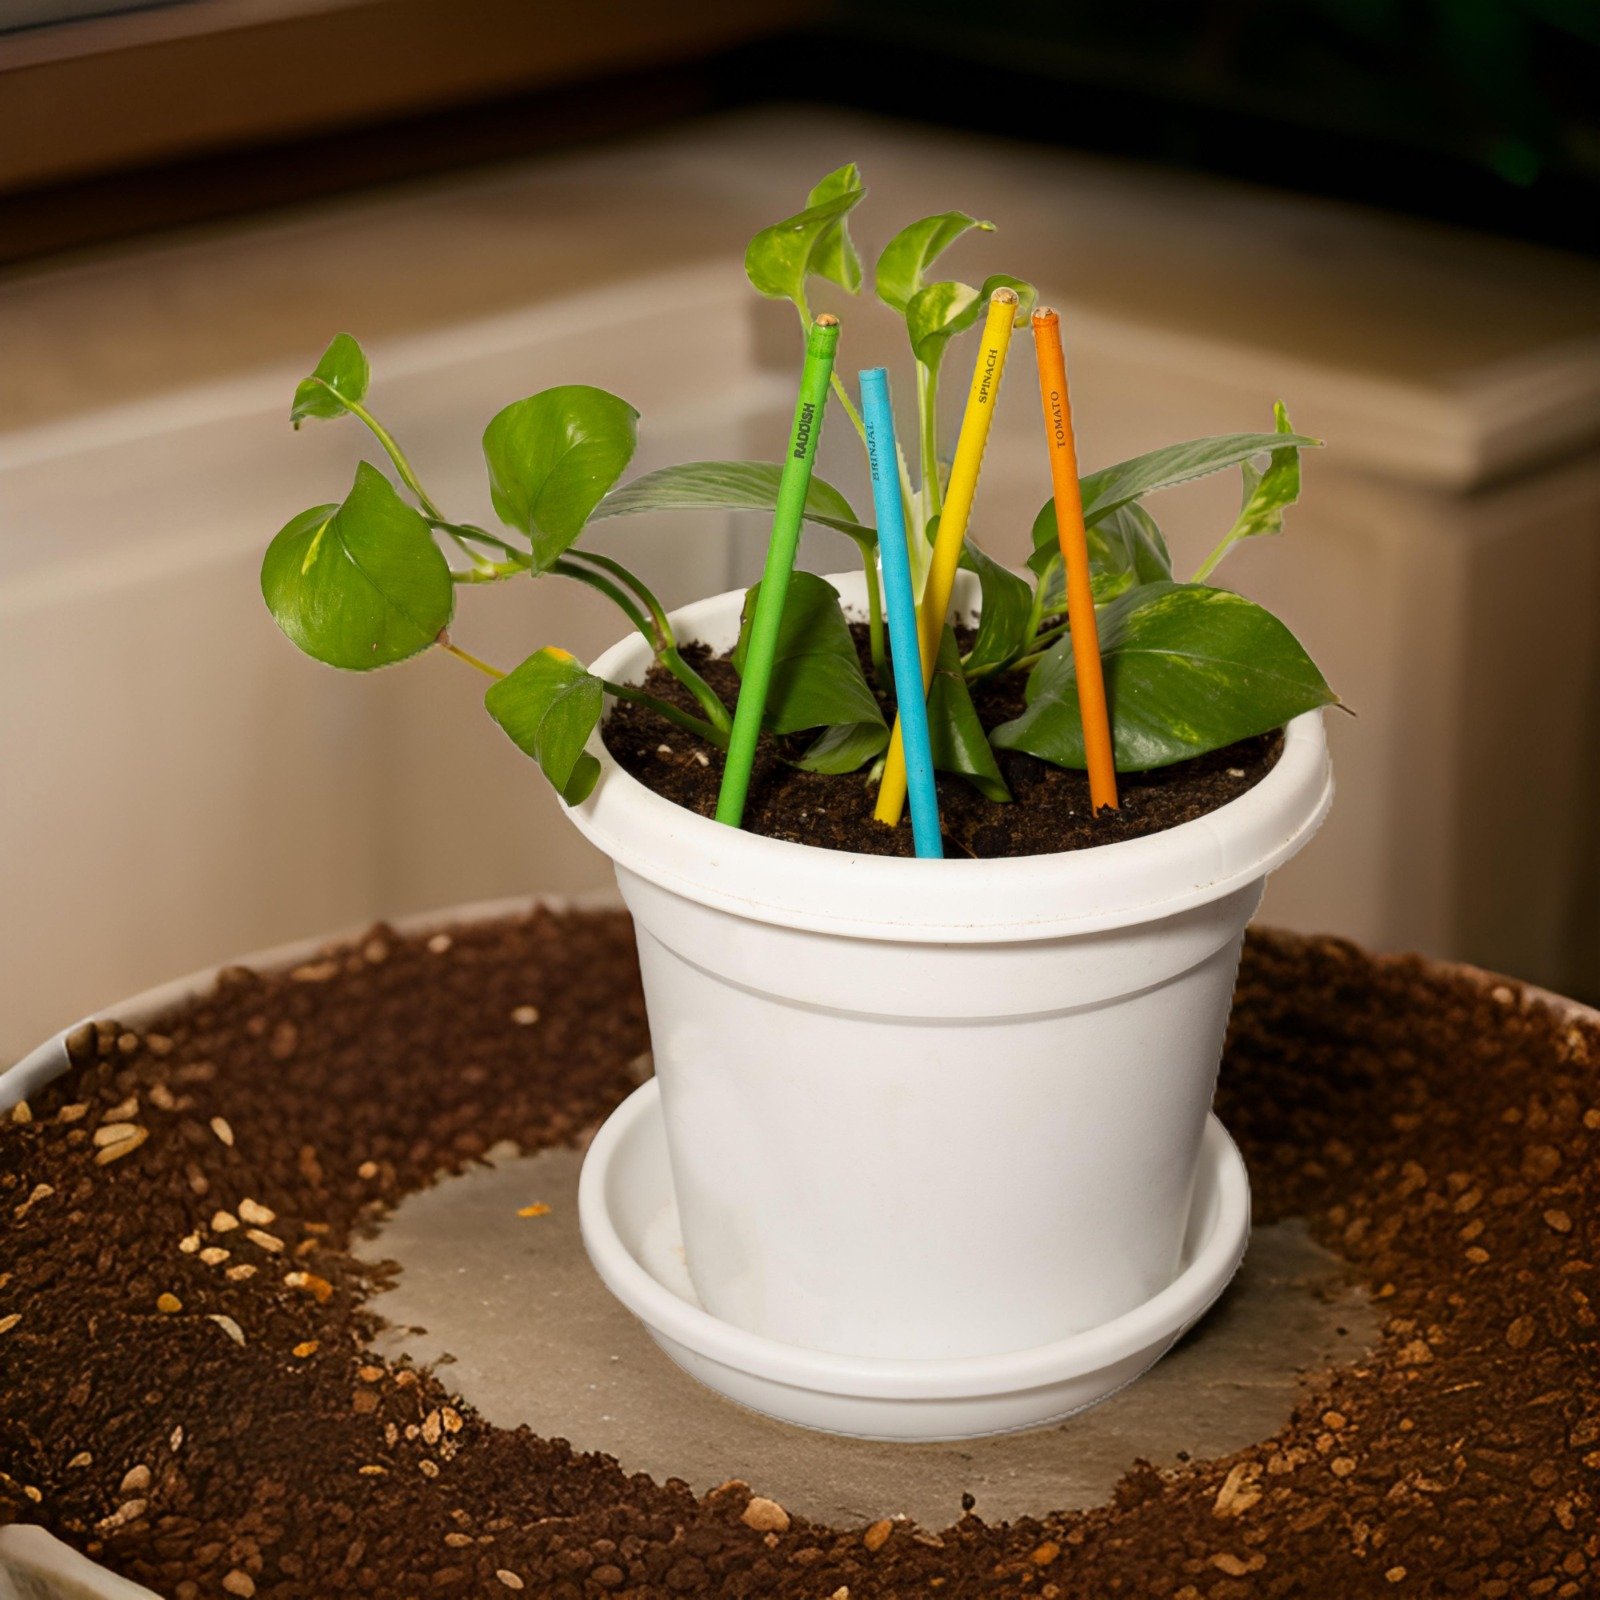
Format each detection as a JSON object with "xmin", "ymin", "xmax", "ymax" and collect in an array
[
  {"xmin": 342, "ymin": 398, "xmax": 445, "ymax": 521},
  {"xmin": 438, "ymin": 639, "xmax": 505, "ymax": 680},
  {"xmin": 858, "ymin": 546, "xmax": 887, "ymax": 685},
  {"xmin": 1003, "ymin": 624, "xmax": 1071, "ymax": 677},
  {"xmin": 437, "ymin": 635, "xmax": 722, "ymax": 751},
  {"xmin": 599, "ymin": 678, "xmax": 728, "ymax": 748},
  {"xmin": 452, "ymin": 560, "xmax": 529, "ymax": 584},
  {"xmin": 895, "ymin": 434, "xmax": 918, "ymax": 554},
  {"xmin": 1023, "ymin": 561, "xmax": 1053, "ymax": 642},
  {"xmin": 917, "ymin": 359, "xmax": 943, "ymax": 527},
  {"xmin": 559, "ymin": 552, "xmax": 733, "ymax": 734},
  {"xmin": 430, "ymin": 519, "xmax": 527, "ymax": 560},
  {"xmin": 1191, "ymin": 533, "xmax": 1236, "ymax": 584},
  {"xmin": 551, "ymin": 557, "xmax": 655, "ymax": 643},
  {"xmin": 661, "ymin": 646, "xmax": 734, "ymax": 733},
  {"xmin": 830, "ymin": 371, "xmax": 868, "ymax": 447},
  {"xmin": 567, "ymin": 550, "xmax": 673, "ymax": 644},
  {"xmin": 439, "ymin": 523, "xmax": 532, "ymax": 583}
]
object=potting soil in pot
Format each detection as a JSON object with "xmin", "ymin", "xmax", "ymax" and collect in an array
[
  {"xmin": 602, "ymin": 630, "xmax": 1283, "ymax": 857},
  {"xmin": 2, "ymin": 909, "xmax": 1596, "ymax": 1598}
]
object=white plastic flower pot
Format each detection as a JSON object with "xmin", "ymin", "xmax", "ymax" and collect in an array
[{"xmin": 565, "ymin": 572, "xmax": 1332, "ymax": 1362}]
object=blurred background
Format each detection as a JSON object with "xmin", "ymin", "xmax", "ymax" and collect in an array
[{"xmin": 3, "ymin": 0, "xmax": 1598, "ymax": 1058}]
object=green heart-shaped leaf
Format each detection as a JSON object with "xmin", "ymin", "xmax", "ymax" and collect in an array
[
  {"xmin": 874, "ymin": 211, "xmax": 994, "ymax": 314},
  {"xmin": 803, "ymin": 164, "xmax": 864, "ymax": 295},
  {"xmin": 958, "ymin": 539, "xmax": 1034, "ymax": 676},
  {"xmin": 1027, "ymin": 427, "xmax": 1320, "ymax": 558},
  {"xmin": 905, "ymin": 274, "xmax": 1036, "ymax": 368},
  {"xmin": 796, "ymin": 720, "xmax": 892, "ymax": 776},
  {"xmin": 482, "ymin": 385, "xmax": 639, "ymax": 571},
  {"xmin": 592, "ymin": 460, "xmax": 872, "ymax": 545},
  {"xmin": 992, "ymin": 581, "xmax": 1336, "ymax": 770},
  {"xmin": 1192, "ymin": 403, "xmax": 1304, "ymax": 580},
  {"xmin": 1029, "ymin": 502, "xmax": 1174, "ymax": 604},
  {"xmin": 732, "ymin": 570, "xmax": 886, "ymax": 770},
  {"xmin": 745, "ymin": 164, "xmax": 866, "ymax": 307},
  {"xmin": 290, "ymin": 333, "xmax": 370, "ymax": 427},
  {"xmin": 926, "ymin": 625, "xmax": 1010, "ymax": 801},
  {"xmin": 484, "ymin": 647, "xmax": 603, "ymax": 804},
  {"xmin": 260, "ymin": 462, "xmax": 453, "ymax": 670}
]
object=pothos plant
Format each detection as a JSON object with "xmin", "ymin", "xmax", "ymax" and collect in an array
[{"xmin": 262, "ymin": 164, "xmax": 1335, "ymax": 809}]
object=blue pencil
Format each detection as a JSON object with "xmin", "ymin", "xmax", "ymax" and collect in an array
[{"xmin": 859, "ymin": 368, "xmax": 943, "ymax": 859}]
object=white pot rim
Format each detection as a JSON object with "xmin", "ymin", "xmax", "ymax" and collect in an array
[{"xmin": 564, "ymin": 573, "xmax": 1333, "ymax": 943}]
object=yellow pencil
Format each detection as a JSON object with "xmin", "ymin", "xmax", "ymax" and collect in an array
[{"xmin": 875, "ymin": 286, "xmax": 1019, "ymax": 827}]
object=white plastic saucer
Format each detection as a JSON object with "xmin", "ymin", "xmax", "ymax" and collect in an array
[{"xmin": 578, "ymin": 1080, "xmax": 1252, "ymax": 1441}]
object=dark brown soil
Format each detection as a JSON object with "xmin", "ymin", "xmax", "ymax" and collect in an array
[
  {"xmin": 602, "ymin": 630, "xmax": 1282, "ymax": 857},
  {"xmin": 3, "ymin": 911, "xmax": 1597, "ymax": 1599}
]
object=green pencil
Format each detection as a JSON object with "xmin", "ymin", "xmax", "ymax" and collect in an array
[{"xmin": 715, "ymin": 313, "xmax": 840, "ymax": 827}]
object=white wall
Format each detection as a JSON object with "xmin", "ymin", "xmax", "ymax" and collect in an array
[
  {"xmin": 0, "ymin": 263, "xmax": 781, "ymax": 1058},
  {"xmin": 5, "ymin": 106, "xmax": 1598, "ymax": 1061}
]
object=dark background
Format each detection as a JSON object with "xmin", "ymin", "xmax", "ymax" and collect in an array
[{"xmin": 1, "ymin": 0, "xmax": 1595, "ymax": 266}]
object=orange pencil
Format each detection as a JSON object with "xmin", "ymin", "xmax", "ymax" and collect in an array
[{"xmin": 1031, "ymin": 308, "xmax": 1118, "ymax": 811}]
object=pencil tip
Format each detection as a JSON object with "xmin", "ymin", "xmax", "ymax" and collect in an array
[
  {"xmin": 815, "ymin": 313, "xmax": 840, "ymax": 327},
  {"xmin": 990, "ymin": 287, "xmax": 1019, "ymax": 305},
  {"xmin": 1033, "ymin": 305, "xmax": 1058, "ymax": 321}
]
